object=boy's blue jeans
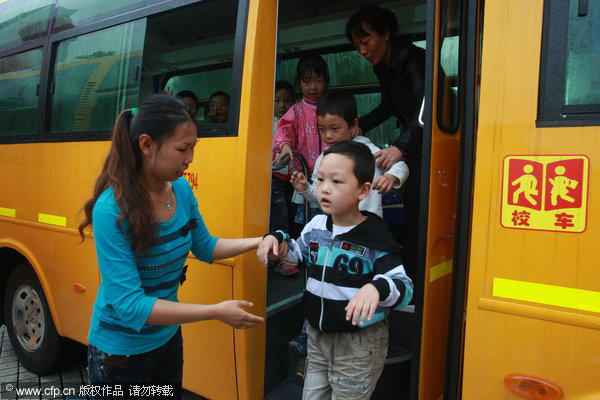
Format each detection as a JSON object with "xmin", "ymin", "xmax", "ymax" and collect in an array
[
  {"xmin": 269, "ymin": 175, "xmax": 294, "ymax": 232},
  {"xmin": 297, "ymin": 320, "xmax": 308, "ymax": 356},
  {"xmin": 87, "ymin": 327, "xmax": 183, "ymax": 399}
]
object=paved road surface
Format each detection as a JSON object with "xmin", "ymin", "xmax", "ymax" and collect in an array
[{"xmin": 0, "ymin": 325, "xmax": 204, "ymax": 399}]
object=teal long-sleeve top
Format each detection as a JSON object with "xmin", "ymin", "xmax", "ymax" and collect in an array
[{"xmin": 88, "ymin": 177, "xmax": 218, "ymax": 355}]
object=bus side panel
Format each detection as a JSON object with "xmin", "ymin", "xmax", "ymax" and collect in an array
[
  {"xmin": 179, "ymin": 258, "xmax": 236, "ymax": 400},
  {"xmin": 463, "ymin": 0, "xmax": 600, "ymax": 398},
  {"xmin": 178, "ymin": 136, "xmax": 253, "ymax": 400},
  {"xmin": 0, "ymin": 138, "xmax": 242, "ymax": 399},
  {"xmin": 0, "ymin": 141, "xmax": 109, "ymax": 343}
]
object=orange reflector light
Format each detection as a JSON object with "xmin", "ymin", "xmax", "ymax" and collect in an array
[
  {"xmin": 72, "ymin": 283, "xmax": 86, "ymax": 293},
  {"xmin": 504, "ymin": 374, "xmax": 563, "ymax": 400}
]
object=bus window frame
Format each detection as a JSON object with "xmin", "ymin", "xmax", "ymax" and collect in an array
[
  {"xmin": 160, "ymin": 0, "xmax": 248, "ymax": 138},
  {"xmin": 0, "ymin": 47, "xmax": 44, "ymax": 139},
  {"xmin": 537, "ymin": 0, "xmax": 600, "ymax": 127},
  {"xmin": 0, "ymin": 0, "xmax": 249, "ymax": 143},
  {"xmin": 0, "ymin": 0, "xmax": 53, "ymax": 52},
  {"xmin": 436, "ymin": 2, "xmax": 464, "ymax": 134}
]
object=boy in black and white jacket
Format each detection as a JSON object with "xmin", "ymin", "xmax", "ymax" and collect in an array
[{"xmin": 258, "ymin": 140, "xmax": 413, "ymax": 400}]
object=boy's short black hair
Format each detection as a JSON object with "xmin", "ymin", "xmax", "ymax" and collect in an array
[
  {"xmin": 275, "ymin": 80, "xmax": 295, "ymax": 99},
  {"xmin": 176, "ymin": 90, "xmax": 199, "ymax": 106},
  {"xmin": 317, "ymin": 90, "xmax": 357, "ymax": 126},
  {"xmin": 209, "ymin": 90, "xmax": 230, "ymax": 104},
  {"xmin": 295, "ymin": 54, "xmax": 330, "ymax": 86},
  {"xmin": 323, "ymin": 140, "xmax": 374, "ymax": 185}
]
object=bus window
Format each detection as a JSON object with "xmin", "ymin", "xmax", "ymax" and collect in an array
[
  {"xmin": 0, "ymin": 48, "xmax": 43, "ymax": 137},
  {"xmin": 355, "ymin": 92, "xmax": 401, "ymax": 148},
  {"xmin": 564, "ymin": 0, "xmax": 600, "ymax": 110},
  {"xmin": 51, "ymin": 0, "xmax": 148, "ymax": 32},
  {"xmin": 47, "ymin": 0, "xmax": 242, "ymax": 137},
  {"xmin": 164, "ymin": 67, "xmax": 234, "ymax": 122},
  {"xmin": 437, "ymin": 0, "xmax": 462, "ymax": 132},
  {"xmin": 0, "ymin": 0, "xmax": 53, "ymax": 48},
  {"xmin": 151, "ymin": 0, "xmax": 240, "ymax": 135},
  {"xmin": 49, "ymin": 20, "xmax": 146, "ymax": 134},
  {"xmin": 538, "ymin": 0, "xmax": 600, "ymax": 126}
]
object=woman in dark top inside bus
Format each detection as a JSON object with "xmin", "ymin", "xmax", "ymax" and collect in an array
[{"xmin": 345, "ymin": 5, "xmax": 425, "ymax": 278}]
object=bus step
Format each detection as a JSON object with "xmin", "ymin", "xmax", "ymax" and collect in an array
[
  {"xmin": 385, "ymin": 344, "xmax": 412, "ymax": 366},
  {"xmin": 263, "ymin": 377, "xmax": 303, "ymax": 400},
  {"xmin": 373, "ymin": 346, "xmax": 412, "ymax": 400}
]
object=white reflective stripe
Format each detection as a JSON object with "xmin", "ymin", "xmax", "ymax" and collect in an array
[{"xmin": 306, "ymin": 278, "xmax": 359, "ymax": 301}]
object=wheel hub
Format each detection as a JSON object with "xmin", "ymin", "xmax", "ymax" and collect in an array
[{"xmin": 11, "ymin": 284, "xmax": 45, "ymax": 352}]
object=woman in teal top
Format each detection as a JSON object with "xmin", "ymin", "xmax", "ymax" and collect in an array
[{"xmin": 78, "ymin": 95, "xmax": 268, "ymax": 398}]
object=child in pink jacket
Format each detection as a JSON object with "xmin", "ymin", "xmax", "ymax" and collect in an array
[{"xmin": 272, "ymin": 54, "xmax": 329, "ymax": 229}]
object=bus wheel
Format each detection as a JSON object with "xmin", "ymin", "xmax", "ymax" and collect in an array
[{"xmin": 4, "ymin": 263, "xmax": 63, "ymax": 374}]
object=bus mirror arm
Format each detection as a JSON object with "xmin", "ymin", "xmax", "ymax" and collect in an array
[{"xmin": 418, "ymin": 97, "xmax": 425, "ymax": 128}]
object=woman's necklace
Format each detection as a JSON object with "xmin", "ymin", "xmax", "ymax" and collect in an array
[
  {"xmin": 152, "ymin": 187, "xmax": 172, "ymax": 210},
  {"xmin": 165, "ymin": 192, "xmax": 171, "ymax": 210},
  {"xmin": 163, "ymin": 190, "xmax": 172, "ymax": 210}
]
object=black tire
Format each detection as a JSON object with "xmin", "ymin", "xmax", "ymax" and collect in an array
[{"xmin": 4, "ymin": 263, "xmax": 64, "ymax": 374}]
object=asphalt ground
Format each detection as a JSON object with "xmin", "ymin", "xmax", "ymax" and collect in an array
[{"xmin": 0, "ymin": 325, "xmax": 203, "ymax": 400}]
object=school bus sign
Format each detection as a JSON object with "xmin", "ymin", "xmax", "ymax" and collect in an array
[{"xmin": 501, "ymin": 155, "xmax": 589, "ymax": 233}]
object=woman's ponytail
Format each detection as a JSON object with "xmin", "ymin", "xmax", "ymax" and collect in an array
[{"xmin": 79, "ymin": 96, "xmax": 194, "ymax": 253}]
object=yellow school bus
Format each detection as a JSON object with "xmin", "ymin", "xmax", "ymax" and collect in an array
[{"xmin": 0, "ymin": 0, "xmax": 598, "ymax": 399}]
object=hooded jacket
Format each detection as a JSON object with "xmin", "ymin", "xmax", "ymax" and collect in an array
[{"xmin": 279, "ymin": 212, "xmax": 413, "ymax": 332}]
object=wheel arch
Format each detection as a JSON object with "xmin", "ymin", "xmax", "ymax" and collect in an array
[{"xmin": 0, "ymin": 242, "xmax": 65, "ymax": 337}]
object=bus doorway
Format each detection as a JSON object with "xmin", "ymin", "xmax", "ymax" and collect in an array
[{"xmin": 263, "ymin": 0, "xmax": 467, "ymax": 399}]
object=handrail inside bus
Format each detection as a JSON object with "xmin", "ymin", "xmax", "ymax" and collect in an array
[{"xmin": 418, "ymin": 96, "xmax": 426, "ymax": 127}]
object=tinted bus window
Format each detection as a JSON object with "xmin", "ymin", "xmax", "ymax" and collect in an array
[
  {"xmin": 564, "ymin": 0, "xmax": 599, "ymax": 108},
  {"xmin": 0, "ymin": 48, "xmax": 43, "ymax": 137},
  {"xmin": 0, "ymin": 0, "xmax": 53, "ymax": 48},
  {"xmin": 355, "ymin": 93, "xmax": 402, "ymax": 149},
  {"xmin": 51, "ymin": 0, "xmax": 148, "ymax": 32},
  {"xmin": 50, "ymin": 20, "xmax": 145, "ymax": 133},
  {"xmin": 437, "ymin": 0, "xmax": 461, "ymax": 132},
  {"xmin": 146, "ymin": 0, "xmax": 241, "ymax": 134},
  {"xmin": 47, "ymin": 0, "xmax": 242, "ymax": 137},
  {"xmin": 165, "ymin": 67, "xmax": 234, "ymax": 122},
  {"xmin": 538, "ymin": 0, "xmax": 600, "ymax": 125},
  {"xmin": 277, "ymin": 51, "xmax": 377, "ymax": 88}
]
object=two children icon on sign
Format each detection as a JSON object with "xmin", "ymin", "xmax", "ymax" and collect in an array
[
  {"xmin": 511, "ymin": 164, "xmax": 539, "ymax": 206},
  {"xmin": 548, "ymin": 165, "xmax": 578, "ymax": 206},
  {"xmin": 512, "ymin": 164, "xmax": 578, "ymax": 208},
  {"xmin": 503, "ymin": 156, "xmax": 587, "ymax": 233}
]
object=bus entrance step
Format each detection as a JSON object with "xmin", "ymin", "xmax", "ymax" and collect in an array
[
  {"xmin": 385, "ymin": 344, "xmax": 412, "ymax": 366},
  {"xmin": 263, "ymin": 377, "xmax": 303, "ymax": 400}
]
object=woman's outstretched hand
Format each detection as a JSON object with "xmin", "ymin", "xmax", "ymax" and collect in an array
[{"xmin": 215, "ymin": 300, "xmax": 264, "ymax": 329}]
